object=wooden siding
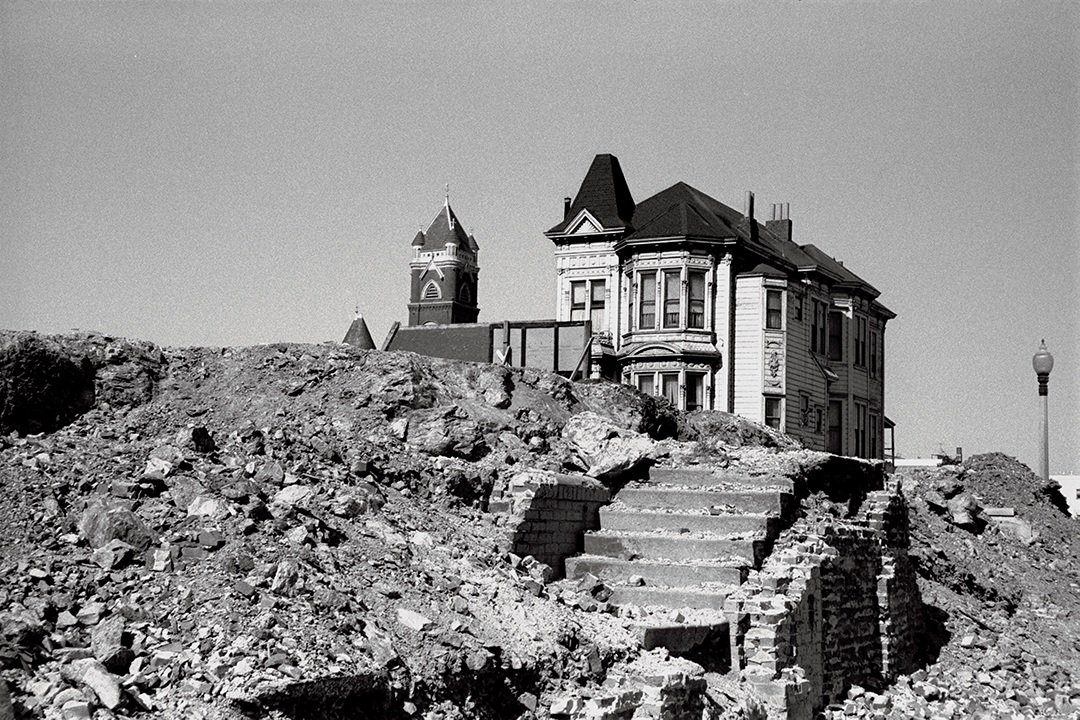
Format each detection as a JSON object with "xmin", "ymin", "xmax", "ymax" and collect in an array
[
  {"xmin": 784, "ymin": 284, "xmax": 828, "ymax": 451},
  {"xmin": 714, "ymin": 257, "xmax": 733, "ymax": 412},
  {"xmin": 733, "ymin": 277, "xmax": 764, "ymax": 422}
]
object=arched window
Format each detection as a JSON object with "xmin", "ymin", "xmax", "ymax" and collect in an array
[
  {"xmin": 459, "ymin": 283, "xmax": 471, "ymax": 303},
  {"xmin": 422, "ymin": 280, "xmax": 442, "ymax": 300}
]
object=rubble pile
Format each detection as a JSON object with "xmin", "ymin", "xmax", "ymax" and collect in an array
[{"xmin": 1, "ymin": 330, "xmax": 1079, "ymax": 719}]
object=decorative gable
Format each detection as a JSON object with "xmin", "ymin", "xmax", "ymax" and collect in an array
[{"xmin": 568, "ymin": 210, "xmax": 604, "ymax": 236}]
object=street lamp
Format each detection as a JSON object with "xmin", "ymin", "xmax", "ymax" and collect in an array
[{"xmin": 1032, "ymin": 340, "xmax": 1054, "ymax": 480}]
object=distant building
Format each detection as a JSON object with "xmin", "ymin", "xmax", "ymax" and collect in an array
[
  {"xmin": 359, "ymin": 154, "xmax": 896, "ymax": 460},
  {"xmin": 407, "ymin": 195, "xmax": 479, "ymax": 326},
  {"xmin": 546, "ymin": 154, "xmax": 894, "ymax": 457}
]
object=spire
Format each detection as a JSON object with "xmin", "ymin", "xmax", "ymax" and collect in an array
[
  {"xmin": 547, "ymin": 153, "xmax": 635, "ymax": 235},
  {"xmin": 342, "ymin": 313, "xmax": 376, "ymax": 350},
  {"xmin": 445, "ymin": 183, "xmax": 454, "ymax": 230}
]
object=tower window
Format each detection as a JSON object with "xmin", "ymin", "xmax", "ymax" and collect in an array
[
  {"xmin": 688, "ymin": 271, "xmax": 706, "ymax": 329},
  {"xmin": 638, "ymin": 272, "xmax": 656, "ymax": 329},
  {"xmin": 662, "ymin": 271, "xmax": 680, "ymax": 328},
  {"xmin": 590, "ymin": 280, "xmax": 606, "ymax": 330},
  {"xmin": 459, "ymin": 283, "xmax": 471, "ymax": 303},
  {"xmin": 570, "ymin": 281, "xmax": 587, "ymax": 321},
  {"xmin": 569, "ymin": 279, "xmax": 606, "ymax": 331},
  {"xmin": 422, "ymin": 280, "xmax": 442, "ymax": 300}
]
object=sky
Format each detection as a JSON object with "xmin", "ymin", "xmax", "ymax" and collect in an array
[{"xmin": 1, "ymin": 1, "xmax": 1077, "ymax": 473}]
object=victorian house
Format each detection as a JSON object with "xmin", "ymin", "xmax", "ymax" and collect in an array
[{"xmin": 545, "ymin": 154, "xmax": 894, "ymax": 457}]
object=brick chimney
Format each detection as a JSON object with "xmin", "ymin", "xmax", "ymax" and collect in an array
[{"xmin": 766, "ymin": 203, "xmax": 792, "ymax": 243}]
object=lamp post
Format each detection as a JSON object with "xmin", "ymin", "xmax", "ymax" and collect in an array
[{"xmin": 1032, "ymin": 340, "xmax": 1054, "ymax": 480}]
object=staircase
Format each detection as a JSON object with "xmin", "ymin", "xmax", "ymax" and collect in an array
[{"xmin": 563, "ymin": 465, "xmax": 797, "ymax": 659}]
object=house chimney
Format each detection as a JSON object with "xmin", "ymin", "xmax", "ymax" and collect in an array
[
  {"xmin": 766, "ymin": 202, "xmax": 793, "ymax": 243},
  {"xmin": 743, "ymin": 191, "xmax": 755, "ymax": 220},
  {"xmin": 564, "ymin": 197, "xmax": 572, "ymax": 219}
]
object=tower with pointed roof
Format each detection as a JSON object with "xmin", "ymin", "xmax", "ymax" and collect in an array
[{"xmin": 408, "ymin": 194, "xmax": 480, "ymax": 326}]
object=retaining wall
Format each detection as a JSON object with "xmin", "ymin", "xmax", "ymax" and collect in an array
[
  {"xmin": 489, "ymin": 470, "xmax": 610, "ymax": 575},
  {"xmin": 727, "ymin": 483, "xmax": 923, "ymax": 719}
]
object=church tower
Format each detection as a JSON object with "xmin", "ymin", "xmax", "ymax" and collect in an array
[{"xmin": 407, "ymin": 193, "xmax": 480, "ymax": 326}]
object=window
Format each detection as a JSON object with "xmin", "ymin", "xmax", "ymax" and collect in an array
[
  {"xmin": 766, "ymin": 289, "xmax": 783, "ymax": 330},
  {"xmin": 661, "ymin": 373, "xmax": 679, "ymax": 404},
  {"xmin": 570, "ymin": 279, "xmax": 606, "ymax": 331},
  {"xmin": 869, "ymin": 330, "xmax": 879, "ymax": 379},
  {"xmin": 800, "ymin": 394, "xmax": 811, "ymax": 427},
  {"xmin": 815, "ymin": 408, "xmax": 823, "ymax": 434},
  {"xmin": 869, "ymin": 414, "xmax": 879, "ymax": 459},
  {"xmin": 634, "ymin": 370, "xmax": 710, "ymax": 411},
  {"xmin": 590, "ymin": 280, "xmax": 606, "ymax": 330},
  {"xmin": 459, "ymin": 283, "xmax": 471, "ymax": 303},
  {"xmin": 828, "ymin": 311, "xmax": 844, "ymax": 361},
  {"xmin": 854, "ymin": 402, "xmax": 867, "ymax": 458},
  {"xmin": 764, "ymin": 397, "xmax": 783, "ymax": 430},
  {"xmin": 827, "ymin": 400, "xmax": 843, "ymax": 454},
  {"xmin": 422, "ymin": 280, "xmax": 441, "ymax": 300},
  {"xmin": 795, "ymin": 295, "xmax": 804, "ymax": 322},
  {"xmin": 854, "ymin": 316, "xmax": 867, "ymax": 368},
  {"xmin": 662, "ymin": 271, "xmax": 681, "ymax": 328},
  {"xmin": 638, "ymin": 272, "xmax": 656, "ymax": 329},
  {"xmin": 811, "ymin": 300, "xmax": 827, "ymax": 354},
  {"xmin": 686, "ymin": 373, "xmax": 706, "ymax": 411},
  {"xmin": 688, "ymin": 271, "xmax": 707, "ymax": 329},
  {"xmin": 570, "ymin": 281, "xmax": 587, "ymax": 321}
]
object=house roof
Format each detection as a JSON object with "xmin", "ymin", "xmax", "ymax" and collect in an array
[
  {"xmin": 413, "ymin": 201, "xmax": 476, "ymax": 252},
  {"xmin": 800, "ymin": 244, "xmax": 880, "ymax": 298},
  {"xmin": 623, "ymin": 182, "xmax": 739, "ymax": 241},
  {"xmin": 547, "ymin": 154, "xmax": 635, "ymax": 234}
]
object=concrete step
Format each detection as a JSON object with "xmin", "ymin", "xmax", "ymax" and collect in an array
[
  {"xmin": 638, "ymin": 620, "xmax": 730, "ymax": 659},
  {"xmin": 564, "ymin": 555, "xmax": 747, "ymax": 587},
  {"xmin": 599, "ymin": 507, "xmax": 775, "ymax": 536},
  {"xmin": 615, "ymin": 487, "xmax": 795, "ymax": 517},
  {"xmin": 606, "ymin": 584, "xmax": 735, "ymax": 611},
  {"xmin": 647, "ymin": 467, "xmax": 794, "ymax": 492},
  {"xmin": 583, "ymin": 531, "xmax": 766, "ymax": 565}
]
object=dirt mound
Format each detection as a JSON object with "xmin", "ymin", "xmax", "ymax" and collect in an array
[
  {"xmin": 0, "ymin": 334, "xmax": 735, "ymax": 720},
  {"xmin": 0, "ymin": 332, "xmax": 95, "ymax": 435}
]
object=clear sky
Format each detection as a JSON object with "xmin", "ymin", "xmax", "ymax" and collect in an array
[{"xmin": 2, "ymin": 2, "xmax": 1077, "ymax": 473}]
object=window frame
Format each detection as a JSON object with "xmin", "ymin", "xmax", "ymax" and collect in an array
[
  {"xmin": 869, "ymin": 329, "xmax": 879, "ymax": 379},
  {"xmin": 765, "ymin": 288, "xmax": 784, "ymax": 330},
  {"xmin": 828, "ymin": 310, "xmax": 844, "ymax": 361},
  {"xmin": 854, "ymin": 401, "xmax": 867, "ymax": 458},
  {"xmin": 569, "ymin": 278, "xmax": 606, "ymax": 331},
  {"xmin": 631, "ymin": 369, "xmax": 710, "ymax": 411},
  {"xmin": 764, "ymin": 396, "xmax": 783, "ymax": 431},
  {"xmin": 687, "ymin": 271, "xmax": 707, "ymax": 329},
  {"xmin": 662, "ymin": 270, "xmax": 681, "ymax": 329},
  {"xmin": 854, "ymin": 315, "xmax": 868, "ymax": 368},
  {"xmin": 638, "ymin": 271, "xmax": 657, "ymax": 330},
  {"xmin": 811, "ymin": 300, "xmax": 827, "ymax": 354}
]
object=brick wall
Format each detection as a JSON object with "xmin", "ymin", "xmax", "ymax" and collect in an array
[
  {"xmin": 727, "ymin": 482, "xmax": 923, "ymax": 719},
  {"xmin": 489, "ymin": 470, "xmax": 610, "ymax": 575}
]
